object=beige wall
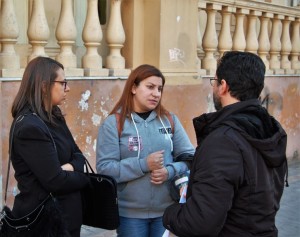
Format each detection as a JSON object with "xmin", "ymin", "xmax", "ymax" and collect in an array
[{"xmin": 1, "ymin": 75, "xmax": 299, "ymax": 205}]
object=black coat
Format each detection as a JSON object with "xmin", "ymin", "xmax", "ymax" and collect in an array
[
  {"xmin": 163, "ymin": 99, "xmax": 287, "ymax": 237},
  {"xmin": 10, "ymin": 107, "xmax": 89, "ymax": 234}
]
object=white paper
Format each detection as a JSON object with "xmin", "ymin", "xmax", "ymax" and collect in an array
[
  {"xmin": 162, "ymin": 185, "xmax": 187, "ymax": 237},
  {"xmin": 162, "ymin": 229, "xmax": 170, "ymax": 237},
  {"xmin": 179, "ymin": 185, "xmax": 187, "ymax": 203}
]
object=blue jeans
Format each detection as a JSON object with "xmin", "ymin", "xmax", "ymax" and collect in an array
[{"xmin": 117, "ymin": 216, "xmax": 165, "ymax": 237}]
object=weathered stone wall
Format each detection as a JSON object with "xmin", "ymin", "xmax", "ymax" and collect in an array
[{"xmin": 1, "ymin": 75, "xmax": 299, "ymax": 206}]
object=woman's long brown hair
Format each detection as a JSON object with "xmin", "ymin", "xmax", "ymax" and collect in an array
[
  {"xmin": 110, "ymin": 64, "xmax": 169, "ymax": 132},
  {"xmin": 11, "ymin": 57, "xmax": 64, "ymax": 124}
]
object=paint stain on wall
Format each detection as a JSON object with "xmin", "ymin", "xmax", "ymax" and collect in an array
[
  {"xmin": 92, "ymin": 113, "xmax": 102, "ymax": 126},
  {"xmin": 78, "ymin": 90, "xmax": 91, "ymax": 111}
]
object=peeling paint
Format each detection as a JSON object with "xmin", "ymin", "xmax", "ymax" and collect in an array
[
  {"xmin": 78, "ymin": 90, "xmax": 91, "ymax": 111},
  {"xmin": 93, "ymin": 139, "xmax": 97, "ymax": 152},
  {"xmin": 169, "ymin": 48, "xmax": 185, "ymax": 65},
  {"xmin": 92, "ymin": 113, "xmax": 102, "ymax": 126},
  {"xmin": 86, "ymin": 136, "xmax": 92, "ymax": 145},
  {"xmin": 100, "ymin": 107, "xmax": 109, "ymax": 118},
  {"xmin": 81, "ymin": 119, "xmax": 87, "ymax": 126}
]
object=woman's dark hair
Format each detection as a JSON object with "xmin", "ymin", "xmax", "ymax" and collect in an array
[
  {"xmin": 11, "ymin": 56, "xmax": 64, "ymax": 124},
  {"xmin": 216, "ymin": 51, "xmax": 266, "ymax": 101},
  {"xmin": 110, "ymin": 64, "xmax": 169, "ymax": 131}
]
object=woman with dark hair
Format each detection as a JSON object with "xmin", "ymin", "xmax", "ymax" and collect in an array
[
  {"xmin": 96, "ymin": 64, "xmax": 194, "ymax": 237},
  {"xmin": 9, "ymin": 56, "xmax": 89, "ymax": 236}
]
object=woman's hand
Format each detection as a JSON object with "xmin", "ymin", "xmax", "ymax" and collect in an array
[
  {"xmin": 61, "ymin": 163, "xmax": 74, "ymax": 171},
  {"xmin": 147, "ymin": 150, "xmax": 165, "ymax": 171},
  {"xmin": 150, "ymin": 167, "xmax": 168, "ymax": 185}
]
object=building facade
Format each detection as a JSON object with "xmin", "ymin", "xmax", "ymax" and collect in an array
[{"xmin": 0, "ymin": 2, "xmax": 299, "ymax": 232}]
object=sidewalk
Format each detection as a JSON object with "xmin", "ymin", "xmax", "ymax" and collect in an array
[
  {"xmin": 81, "ymin": 160, "xmax": 300, "ymax": 237},
  {"xmin": 276, "ymin": 159, "xmax": 300, "ymax": 237}
]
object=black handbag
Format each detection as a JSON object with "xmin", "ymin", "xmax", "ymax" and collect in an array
[
  {"xmin": 0, "ymin": 195, "xmax": 68, "ymax": 237},
  {"xmin": 0, "ymin": 114, "xmax": 67, "ymax": 237},
  {"xmin": 81, "ymin": 158, "xmax": 120, "ymax": 230}
]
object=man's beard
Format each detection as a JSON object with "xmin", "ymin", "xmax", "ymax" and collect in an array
[{"xmin": 213, "ymin": 92, "xmax": 222, "ymax": 111}]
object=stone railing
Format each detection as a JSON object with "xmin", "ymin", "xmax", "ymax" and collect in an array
[
  {"xmin": 0, "ymin": 0, "xmax": 299, "ymax": 78},
  {"xmin": 0, "ymin": 0, "xmax": 130, "ymax": 78},
  {"xmin": 197, "ymin": 0, "xmax": 300, "ymax": 75}
]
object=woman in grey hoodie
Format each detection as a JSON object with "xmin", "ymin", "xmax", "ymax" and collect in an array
[{"xmin": 96, "ymin": 64, "xmax": 194, "ymax": 237}]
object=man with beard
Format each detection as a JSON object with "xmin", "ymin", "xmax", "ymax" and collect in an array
[{"xmin": 163, "ymin": 51, "xmax": 288, "ymax": 237}]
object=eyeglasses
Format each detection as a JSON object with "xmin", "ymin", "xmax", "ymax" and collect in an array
[
  {"xmin": 52, "ymin": 80, "xmax": 68, "ymax": 90},
  {"xmin": 210, "ymin": 78, "xmax": 218, "ymax": 86}
]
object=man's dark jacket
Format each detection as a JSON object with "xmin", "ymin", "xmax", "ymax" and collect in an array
[{"xmin": 163, "ymin": 99, "xmax": 287, "ymax": 237}]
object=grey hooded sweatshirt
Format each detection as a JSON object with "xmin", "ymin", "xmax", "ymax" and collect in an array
[{"xmin": 96, "ymin": 111, "xmax": 195, "ymax": 218}]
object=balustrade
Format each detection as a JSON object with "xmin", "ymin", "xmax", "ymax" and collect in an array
[
  {"xmin": 0, "ymin": 0, "xmax": 300, "ymax": 77},
  {"xmin": 198, "ymin": 0, "xmax": 300, "ymax": 75}
]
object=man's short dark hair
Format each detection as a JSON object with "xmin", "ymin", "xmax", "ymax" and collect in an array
[{"xmin": 216, "ymin": 51, "xmax": 266, "ymax": 101}]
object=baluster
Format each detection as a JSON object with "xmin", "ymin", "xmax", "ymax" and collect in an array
[
  {"xmin": 258, "ymin": 12, "xmax": 273, "ymax": 72},
  {"xmin": 232, "ymin": 8, "xmax": 249, "ymax": 52},
  {"xmin": 196, "ymin": 12, "xmax": 202, "ymax": 69},
  {"xmin": 56, "ymin": 0, "xmax": 82, "ymax": 75},
  {"xmin": 291, "ymin": 18, "xmax": 300, "ymax": 71},
  {"xmin": 280, "ymin": 16, "xmax": 294, "ymax": 73},
  {"xmin": 196, "ymin": 10, "xmax": 206, "ymax": 77},
  {"xmin": 218, "ymin": 6, "xmax": 234, "ymax": 57},
  {"xmin": 202, "ymin": 3, "xmax": 221, "ymax": 74},
  {"xmin": 0, "ymin": 0, "xmax": 20, "ymax": 72},
  {"xmin": 106, "ymin": 0, "xmax": 129, "ymax": 76},
  {"xmin": 246, "ymin": 10, "xmax": 261, "ymax": 54},
  {"xmin": 82, "ymin": 0, "xmax": 108, "ymax": 76},
  {"xmin": 27, "ymin": 0, "xmax": 50, "ymax": 62},
  {"xmin": 269, "ymin": 14, "xmax": 284, "ymax": 74}
]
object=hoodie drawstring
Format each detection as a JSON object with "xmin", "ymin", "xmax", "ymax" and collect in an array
[{"xmin": 131, "ymin": 113, "xmax": 141, "ymax": 159}]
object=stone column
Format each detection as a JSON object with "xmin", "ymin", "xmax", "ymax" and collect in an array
[
  {"xmin": 232, "ymin": 8, "xmax": 249, "ymax": 52},
  {"xmin": 56, "ymin": 0, "xmax": 83, "ymax": 76},
  {"xmin": 280, "ymin": 16, "xmax": 294, "ymax": 73},
  {"xmin": 202, "ymin": 3, "xmax": 221, "ymax": 74},
  {"xmin": 269, "ymin": 14, "xmax": 284, "ymax": 74},
  {"xmin": 218, "ymin": 6, "xmax": 235, "ymax": 57},
  {"xmin": 245, "ymin": 10, "xmax": 261, "ymax": 54},
  {"xmin": 196, "ymin": 9, "xmax": 206, "ymax": 77},
  {"xmin": 82, "ymin": 0, "xmax": 108, "ymax": 76},
  {"xmin": 122, "ymin": 0, "xmax": 198, "ymax": 80},
  {"xmin": 106, "ymin": 0, "xmax": 130, "ymax": 76},
  {"xmin": 290, "ymin": 18, "xmax": 300, "ymax": 71},
  {"xmin": 258, "ymin": 12, "xmax": 273, "ymax": 73},
  {"xmin": 27, "ymin": 0, "xmax": 50, "ymax": 62},
  {"xmin": 0, "ymin": 0, "xmax": 20, "ymax": 76}
]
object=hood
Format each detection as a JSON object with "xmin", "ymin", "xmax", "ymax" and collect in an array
[{"xmin": 193, "ymin": 99, "xmax": 287, "ymax": 168}]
